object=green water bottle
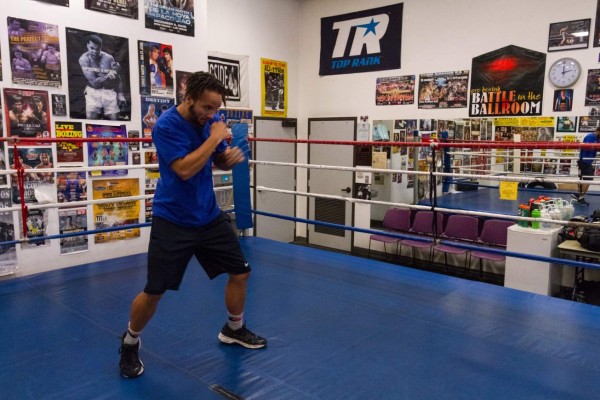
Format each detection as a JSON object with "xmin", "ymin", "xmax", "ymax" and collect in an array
[{"xmin": 531, "ymin": 209, "xmax": 541, "ymax": 229}]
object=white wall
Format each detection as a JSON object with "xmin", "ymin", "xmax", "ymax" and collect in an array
[
  {"xmin": 295, "ymin": 0, "xmax": 599, "ymax": 244},
  {"xmin": 0, "ymin": 0, "xmax": 300, "ymax": 277}
]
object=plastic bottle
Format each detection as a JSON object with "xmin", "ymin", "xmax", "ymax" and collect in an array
[
  {"xmin": 531, "ymin": 209, "xmax": 541, "ymax": 229},
  {"xmin": 540, "ymin": 206, "xmax": 552, "ymax": 229},
  {"xmin": 518, "ymin": 204, "xmax": 530, "ymax": 227}
]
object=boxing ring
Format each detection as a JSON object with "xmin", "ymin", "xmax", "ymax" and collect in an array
[{"xmin": 2, "ymin": 133, "xmax": 600, "ymax": 399}]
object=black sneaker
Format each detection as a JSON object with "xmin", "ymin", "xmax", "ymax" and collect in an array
[
  {"xmin": 119, "ymin": 332, "xmax": 144, "ymax": 378},
  {"xmin": 218, "ymin": 324, "xmax": 267, "ymax": 349},
  {"xmin": 577, "ymin": 197, "xmax": 589, "ymax": 205}
]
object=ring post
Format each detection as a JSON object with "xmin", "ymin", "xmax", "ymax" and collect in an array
[{"xmin": 231, "ymin": 123, "xmax": 253, "ymax": 231}]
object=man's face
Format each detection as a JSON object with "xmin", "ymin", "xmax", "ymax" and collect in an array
[
  {"xmin": 150, "ymin": 48, "xmax": 159, "ymax": 60},
  {"xmin": 40, "ymin": 153, "xmax": 49, "ymax": 163},
  {"xmin": 13, "ymin": 101, "xmax": 23, "ymax": 112},
  {"xmin": 47, "ymin": 46, "xmax": 55, "ymax": 54},
  {"xmin": 86, "ymin": 42, "xmax": 101, "ymax": 60},
  {"xmin": 186, "ymin": 90, "xmax": 223, "ymax": 125},
  {"xmin": 15, "ymin": 51, "xmax": 22, "ymax": 59}
]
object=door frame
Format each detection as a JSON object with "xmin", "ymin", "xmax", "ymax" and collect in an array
[{"xmin": 307, "ymin": 117, "xmax": 357, "ymax": 253}]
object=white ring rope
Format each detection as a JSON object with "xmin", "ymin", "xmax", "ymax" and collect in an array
[
  {"xmin": 255, "ymin": 185, "xmax": 599, "ymax": 228},
  {"xmin": 250, "ymin": 160, "xmax": 599, "ymax": 185},
  {"xmin": 1, "ymin": 163, "xmax": 160, "ymax": 176}
]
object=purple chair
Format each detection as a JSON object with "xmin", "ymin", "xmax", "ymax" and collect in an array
[
  {"xmin": 469, "ymin": 219, "xmax": 514, "ymax": 275},
  {"xmin": 433, "ymin": 215, "xmax": 480, "ymax": 269},
  {"xmin": 368, "ymin": 208, "xmax": 411, "ymax": 259},
  {"xmin": 401, "ymin": 211, "xmax": 442, "ymax": 262}
]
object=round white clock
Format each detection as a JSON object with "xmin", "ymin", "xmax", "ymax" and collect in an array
[{"xmin": 548, "ymin": 57, "xmax": 581, "ymax": 88}]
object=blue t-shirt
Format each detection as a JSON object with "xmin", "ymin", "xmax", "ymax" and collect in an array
[
  {"xmin": 580, "ymin": 132, "xmax": 598, "ymax": 165},
  {"xmin": 152, "ymin": 106, "xmax": 228, "ymax": 227}
]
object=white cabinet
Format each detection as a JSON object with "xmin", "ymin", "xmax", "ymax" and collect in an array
[{"xmin": 504, "ymin": 225, "xmax": 563, "ymax": 296}]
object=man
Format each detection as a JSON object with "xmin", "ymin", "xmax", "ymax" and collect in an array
[
  {"xmin": 12, "ymin": 50, "xmax": 33, "ymax": 78},
  {"xmin": 34, "ymin": 151, "xmax": 54, "ymax": 183},
  {"xmin": 78, "ymin": 34, "xmax": 126, "ymax": 120},
  {"xmin": 8, "ymin": 18, "xmax": 25, "ymax": 36},
  {"xmin": 160, "ymin": 47, "xmax": 173, "ymax": 88},
  {"xmin": 148, "ymin": 45, "xmax": 165, "ymax": 90},
  {"xmin": 572, "ymin": 127, "xmax": 600, "ymax": 205},
  {"xmin": 119, "ymin": 72, "xmax": 266, "ymax": 379},
  {"xmin": 40, "ymin": 44, "xmax": 61, "ymax": 81}
]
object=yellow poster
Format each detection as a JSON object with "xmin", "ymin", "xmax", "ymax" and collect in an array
[
  {"xmin": 92, "ymin": 178, "xmax": 141, "ymax": 244},
  {"xmin": 260, "ymin": 58, "xmax": 287, "ymax": 117},
  {"xmin": 499, "ymin": 181, "xmax": 518, "ymax": 201}
]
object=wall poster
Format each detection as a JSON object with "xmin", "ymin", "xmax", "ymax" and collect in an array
[
  {"xmin": 469, "ymin": 45, "xmax": 546, "ymax": 117},
  {"xmin": 208, "ymin": 52, "xmax": 250, "ymax": 107},
  {"xmin": 145, "ymin": 0, "xmax": 194, "ymax": 37},
  {"xmin": 7, "ymin": 17, "xmax": 61, "ymax": 87},
  {"xmin": 92, "ymin": 178, "xmax": 141, "ymax": 244},
  {"xmin": 138, "ymin": 40, "xmax": 173, "ymax": 97},
  {"xmin": 418, "ymin": 70, "xmax": 469, "ymax": 109},
  {"xmin": 548, "ymin": 19, "xmax": 591, "ymax": 52},
  {"xmin": 376, "ymin": 75, "xmax": 415, "ymax": 106},
  {"xmin": 260, "ymin": 58, "xmax": 287, "ymax": 117},
  {"xmin": 66, "ymin": 27, "xmax": 131, "ymax": 121},
  {"xmin": 85, "ymin": 0, "xmax": 138, "ymax": 19}
]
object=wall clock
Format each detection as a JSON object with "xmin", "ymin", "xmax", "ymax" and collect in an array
[{"xmin": 548, "ymin": 57, "xmax": 581, "ymax": 88}]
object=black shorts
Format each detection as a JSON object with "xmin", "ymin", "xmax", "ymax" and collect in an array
[
  {"xmin": 579, "ymin": 161, "xmax": 595, "ymax": 180},
  {"xmin": 144, "ymin": 212, "xmax": 250, "ymax": 295}
]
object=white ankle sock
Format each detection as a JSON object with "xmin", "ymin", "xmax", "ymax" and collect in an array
[
  {"xmin": 227, "ymin": 313, "xmax": 244, "ymax": 330},
  {"xmin": 124, "ymin": 323, "xmax": 141, "ymax": 345}
]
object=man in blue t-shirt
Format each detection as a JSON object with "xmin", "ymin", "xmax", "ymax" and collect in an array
[
  {"xmin": 119, "ymin": 72, "xmax": 266, "ymax": 379},
  {"xmin": 572, "ymin": 127, "xmax": 600, "ymax": 205}
]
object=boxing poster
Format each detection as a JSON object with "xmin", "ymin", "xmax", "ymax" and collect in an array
[
  {"xmin": 585, "ymin": 69, "xmax": 600, "ymax": 106},
  {"xmin": 469, "ymin": 45, "xmax": 545, "ymax": 117},
  {"xmin": 57, "ymin": 171, "xmax": 87, "ymax": 204},
  {"xmin": 58, "ymin": 208, "xmax": 88, "ymax": 255},
  {"xmin": 7, "ymin": 17, "xmax": 61, "ymax": 87},
  {"xmin": 8, "ymin": 147, "xmax": 55, "ymax": 204},
  {"xmin": 3, "ymin": 88, "xmax": 51, "ymax": 140},
  {"xmin": 0, "ymin": 99, "xmax": 5, "ymax": 186},
  {"xmin": 548, "ymin": 19, "xmax": 590, "ymax": 52},
  {"xmin": 418, "ymin": 71, "xmax": 469, "ymax": 109},
  {"xmin": 51, "ymin": 94, "xmax": 67, "ymax": 116},
  {"xmin": 175, "ymin": 70, "xmax": 192, "ymax": 104},
  {"xmin": 86, "ymin": 124, "xmax": 128, "ymax": 176},
  {"xmin": 0, "ymin": 188, "xmax": 17, "ymax": 277},
  {"xmin": 138, "ymin": 41, "xmax": 174, "ymax": 97},
  {"xmin": 208, "ymin": 52, "xmax": 250, "ymax": 107},
  {"xmin": 141, "ymin": 96, "xmax": 174, "ymax": 148},
  {"xmin": 145, "ymin": 0, "xmax": 194, "ymax": 37},
  {"xmin": 66, "ymin": 27, "xmax": 131, "ymax": 121},
  {"xmin": 55, "ymin": 121, "xmax": 84, "ymax": 164},
  {"xmin": 19, "ymin": 208, "xmax": 49, "ymax": 249},
  {"xmin": 261, "ymin": 58, "xmax": 287, "ymax": 118},
  {"xmin": 35, "ymin": 0, "xmax": 69, "ymax": 5},
  {"xmin": 92, "ymin": 178, "xmax": 140, "ymax": 244},
  {"xmin": 595, "ymin": 0, "xmax": 600, "ymax": 47},
  {"xmin": 376, "ymin": 75, "xmax": 414, "ymax": 106},
  {"xmin": 85, "ymin": 0, "xmax": 139, "ymax": 19}
]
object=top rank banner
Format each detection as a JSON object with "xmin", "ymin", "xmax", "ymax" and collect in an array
[{"xmin": 319, "ymin": 3, "xmax": 403, "ymax": 76}]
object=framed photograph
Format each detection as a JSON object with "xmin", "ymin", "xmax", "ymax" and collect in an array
[
  {"xmin": 557, "ymin": 116, "xmax": 577, "ymax": 132},
  {"xmin": 548, "ymin": 19, "xmax": 591, "ymax": 52}
]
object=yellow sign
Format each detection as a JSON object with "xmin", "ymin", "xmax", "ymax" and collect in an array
[{"xmin": 499, "ymin": 181, "xmax": 519, "ymax": 201}]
